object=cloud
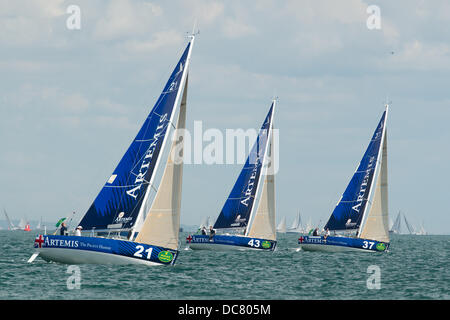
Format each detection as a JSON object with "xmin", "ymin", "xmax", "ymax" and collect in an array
[
  {"xmin": 121, "ymin": 30, "xmax": 184, "ymax": 54},
  {"xmin": 93, "ymin": 0, "xmax": 163, "ymax": 41},
  {"xmin": 222, "ymin": 17, "xmax": 257, "ymax": 38}
]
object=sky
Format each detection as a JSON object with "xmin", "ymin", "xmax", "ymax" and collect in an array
[{"xmin": 0, "ymin": 0, "xmax": 449, "ymax": 234}]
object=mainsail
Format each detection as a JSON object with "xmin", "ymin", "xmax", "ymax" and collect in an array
[
  {"xmin": 78, "ymin": 40, "xmax": 193, "ymax": 232},
  {"xmin": 213, "ymin": 102, "xmax": 275, "ymax": 234},
  {"xmin": 390, "ymin": 211, "xmax": 402, "ymax": 233},
  {"xmin": 324, "ymin": 107, "xmax": 388, "ymax": 233},
  {"xmin": 276, "ymin": 217, "xmax": 286, "ymax": 233},
  {"xmin": 403, "ymin": 214, "xmax": 415, "ymax": 234},
  {"xmin": 288, "ymin": 211, "xmax": 302, "ymax": 232}
]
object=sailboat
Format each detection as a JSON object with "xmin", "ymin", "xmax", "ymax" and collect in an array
[
  {"xmin": 187, "ymin": 100, "xmax": 278, "ymax": 251},
  {"xmin": 276, "ymin": 217, "xmax": 286, "ymax": 233},
  {"xmin": 415, "ymin": 223, "xmax": 427, "ymax": 235},
  {"xmin": 28, "ymin": 34, "xmax": 196, "ymax": 265},
  {"xmin": 36, "ymin": 217, "xmax": 43, "ymax": 230},
  {"xmin": 403, "ymin": 213, "xmax": 415, "ymax": 234},
  {"xmin": 389, "ymin": 211, "xmax": 402, "ymax": 234},
  {"xmin": 18, "ymin": 218, "xmax": 26, "ymax": 230},
  {"xmin": 3, "ymin": 209, "xmax": 19, "ymax": 230},
  {"xmin": 298, "ymin": 105, "xmax": 391, "ymax": 252},
  {"xmin": 287, "ymin": 211, "xmax": 303, "ymax": 233}
]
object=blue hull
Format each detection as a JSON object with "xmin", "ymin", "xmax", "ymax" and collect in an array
[
  {"xmin": 187, "ymin": 234, "xmax": 277, "ymax": 251},
  {"xmin": 33, "ymin": 235, "xmax": 178, "ymax": 265},
  {"xmin": 298, "ymin": 235, "xmax": 389, "ymax": 253}
]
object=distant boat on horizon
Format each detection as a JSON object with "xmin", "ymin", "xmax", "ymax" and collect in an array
[
  {"xmin": 276, "ymin": 217, "xmax": 286, "ymax": 234},
  {"xmin": 3, "ymin": 209, "xmax": 19, "ymax": 231}
]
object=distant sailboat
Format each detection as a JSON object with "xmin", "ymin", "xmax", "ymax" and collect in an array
[
  {"xmin": 390, "ymin": 211, "xmax": 402, "ymax": 234},
  {"xmin": 3, "ymin": 209, "xmax": 19, "ymax": 230},
  {"xmin": 187, "ymin": 100, "xmax": 278, "ymax": 251},
  {"xmin": 18, "ymin": 218, "xmax": 26, "ymax": 230},
  {"xmin": 287, "ymin": 211, "xmax": 303, "ymax": 233},
  {"xmin": 29, "ymin": 34, "xmax": 196, "ymax": 265},
  {"xmin": 36, "ymin": 217, "xmax": 43, "ymax": 230},
  {"xmin": 415, "ymin": 222, "xmax": 427, "ymax": 235},
  {"xmin": 403, "ymin": 213, "xmax": 415, "ymax": 234},
  {"xmin": 299, "ymin": 105, "xmax": 391, "ymax": 252},
  {"xmin": 277, "ymin": 217, "xmax": 286, "ymax": 233}
]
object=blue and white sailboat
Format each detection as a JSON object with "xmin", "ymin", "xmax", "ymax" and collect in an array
[
  {"xmin": 187, "ymin": 100, "xmax": 277, "ymax": 251},
  {"xmin": 28, "ymin": 35, "xmax": 196, "ymax": 265},
  {"xmin": 298, "ymin": 105, "xmax": 390, "ymax": 253}
]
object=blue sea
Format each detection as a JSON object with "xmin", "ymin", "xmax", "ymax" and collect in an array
[{"xmin": 0, "ymin": 231, "xmax": 448, "ymax": 300}]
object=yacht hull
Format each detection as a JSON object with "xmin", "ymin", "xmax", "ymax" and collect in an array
[
  {"xmin": 187, "ymin": 234, "xmax": 276, "ymax": 251},
  {"xmin": 31, "ymin": 235, "xmax": 178, "ymax": 266},
  {"xmin": 298, "ymin": 235, "xmax": 389, "ymax": 253}
]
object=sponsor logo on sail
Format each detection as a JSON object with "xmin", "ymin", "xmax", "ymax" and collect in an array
[
  {"xmin": 126, "ymin": 113, "xmax": 168, "ymax": 200},
  {"xmin": 352, "ymin": 155, "xmax": 376, "ymax": 213},
  {"xmin": 114, "ymin": 211, "xmax": 132, "ymax": 224},
  {"xmin": 158, "ymin": 251, "xmax": 174, "ymax": 263},
  {"xmin": 240, "ymin": 156, "xmax": 261, "ymax": 207},
  {"xmin": 230, "ymin": 214, "xmax": 247, "ymax": 227}
]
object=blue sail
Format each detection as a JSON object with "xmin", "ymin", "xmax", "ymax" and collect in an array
[
  {"xmin": 78, "ymin": 42, "xmax": 191, "ymax": 231},
  {"xmin": 214, "ymin": 103, "xmax": 274, "ymax": 230},
  {"xmin": 324, "ymin": 110, "xmax": 387, "ymax": 231}
]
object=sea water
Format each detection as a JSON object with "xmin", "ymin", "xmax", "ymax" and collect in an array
[{"xmin": 0, "ymin": 231, "xmax": 448, "ymax": 300}]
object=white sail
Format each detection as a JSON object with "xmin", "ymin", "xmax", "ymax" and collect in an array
[
  {"xmin": 3, "ymin": 209, "xmax": 16, "ymax": 230},
  {"xmin": 287, "ymin": 211, "xmax": 302, "ymax": 233},
  {"xmin": 247, "ymin": 129, "xmax": 276, "ymax": 240},
  {"xmin": 276, "ymin": 217, "xmax": 286, "ymax": 233},
  {"xmin": 390, "ymin": 211, "xmax": 402, "ymax": 234},
  {"xmin": 18, "ymin": 218, "xmax": 26, "ymax": 230},
  {"xmin": 359, "ymin": 134, "xmax": 389, "ymax": 243},
  {"xmin": 135, "ymin": 75, "xmax": 188, "ymax": 250},
  {"xmin": 36, "ymin": 217, "xmax": 42, "ymax": 230},
  {"xmin": 403, "ymin": 214, "xmax": 415, "ymax": 234}
]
